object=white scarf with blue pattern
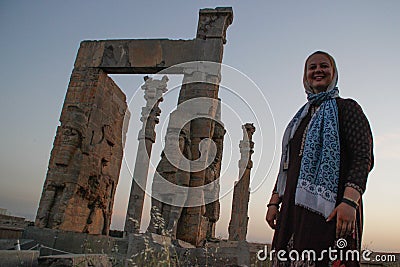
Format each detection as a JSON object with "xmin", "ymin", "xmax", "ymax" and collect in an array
[{"xmin": 276, "ymin": 88, "xmax": 340, "ymax": 218}]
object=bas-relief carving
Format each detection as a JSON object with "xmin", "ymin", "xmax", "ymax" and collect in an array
[
  {"xmin": 54, "ymin": 106, "xmax": 88, "ymax": 166},
  {"xmin": 204, "ymin": 122, "xmax": 225, "ymax": 239},
  {"xmin": 148, "ymin": 126, "xmax": 192, "ymax": 237},
  {"xmin": 35, "ymin": 105, "xmax": 88, "ymax": 228},
  {"xmin": 54, "ymin": 127, "xmax": 81, "ymax": 166},
  {"xmin": 80, "ymin": 125, "xmax": 116, "ymax": 234},
  {"xmin": 36, "ymin": 71, "xmax": 127, "ymax": 235},
  {"xmin": 148, "ymin": 120, "xmax": 225, "ymax": 243}
]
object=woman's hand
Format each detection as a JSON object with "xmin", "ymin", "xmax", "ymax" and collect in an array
[
  {"xmin": 266, "ymin": 206, "xmax": 279, "ymax": 230},
  {"xmin": 326, "ymin": 202, "xmax": 356, "ymax": 238}
]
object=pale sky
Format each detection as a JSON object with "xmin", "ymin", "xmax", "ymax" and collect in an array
[{"xmin": 1, "ymin": 1, "xmax": 399, "ymax": 252}]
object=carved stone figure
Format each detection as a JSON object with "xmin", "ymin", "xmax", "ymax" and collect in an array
[
  {"xmin": 36, "ymin": 68, "xmax": 128, "ymax": 235},
  {"xmin": 148, "ymin": 125, "xmax": 192, "ymax": 237},
  {"xmin": 204, "ymin": 121, "xmax": 225, "ymax": 239}
]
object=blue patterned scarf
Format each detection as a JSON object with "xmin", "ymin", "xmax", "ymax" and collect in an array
[
  {"xmin": 276, "ymin": 87, "xmax": 340, "ymax": 218},
  {"xmin": 295, "ymin": 88, "xmax": 340, "ymax": 218}
]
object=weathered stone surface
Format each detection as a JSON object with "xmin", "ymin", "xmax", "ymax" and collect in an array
[
  {"xmin": 0, "ymin": 226, "xmax": 24, "ymax": 239},
  {"xmin": 197, "ymin": 7, "xmax": 234, "ymax": 44},
  {"xmin": 149, "ymin": 96, "xmax": 225, "ymax": 246},
  {"xmin": 204, "ymin": 117, "xmax": 225, "ymax": 239},
  {"xmin": 0, "ymin": 214, "xmax": 27, "ymax": 227},
  {"xmin": 0, "ymin": 213, "xmax": 29, "ymax": 239},
  {"xmin": 126, "ymin": 233, "xmax": 250, "ymax": 267},
  {"xmin": 74, "ymin": 38, "xmax": 229, "ymax": 74},
  {"xmin": 39, "ymin": 254, "xmax": 111, "ymax": 267},
  {"xmin": 74, "ymin": 41, "xmax": 105, "ymax": 69},
  {"xmin": 23, "ymin": 226, "xmax": 128, "ymax": 259},
  {"xmin": 35, "ymin": 67, "xmax": 129, "ymax": 235},
  {"xmin": 147, "ymin": 45, "xmax": 231, "ymax": 246},
  {"xmin": 228, "ymin": 123, "xmax": 256, "ymax": 241},
  {"xmin": 0, "ymin": 250, "xmax": 39, "ymax": 267}
]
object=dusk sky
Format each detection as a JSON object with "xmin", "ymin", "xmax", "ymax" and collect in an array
[{"xmin": 1, "ymin": 1, "xmax": 399, "ymax": 252}]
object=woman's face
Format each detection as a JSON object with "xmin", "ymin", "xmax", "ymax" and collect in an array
[{"xmin": 306, "ymin": 53, "xmax": 334, "ymax": 93}]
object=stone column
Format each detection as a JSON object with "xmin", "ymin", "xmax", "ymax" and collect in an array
[
  {"xmin": 147, "ymin": 7, "xmax": 233, "ymax": 247},
  {"xmin": 228, "ymin": 123, "xmax": 255, "ymax": 241},
  {"xmin": 124, "ymin": 76, "xmax": 168, "ymax": 234}
]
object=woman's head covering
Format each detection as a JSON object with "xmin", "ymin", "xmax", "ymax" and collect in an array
[{"xmin": 303, "ymin": 51, "xmax": 339, "ymax": 94}]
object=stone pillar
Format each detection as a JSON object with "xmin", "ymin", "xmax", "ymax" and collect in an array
[
  {"xmin": 228, "ymin": 123, "xmax": 255, "ymax": 241},
  {"xmin": 124, "ymin": 76, "xmax": 168, "ymax": 234},
  {"xmin": 147, "ymin": 7, "xmax": 233, "ymax": 247},
  {"xmin": 35, "ymin": 66, "xmax": 129, "ymax": 235},
  {"xmin": 175, "ymin": 71, "xmax": 219, "ymax": 246}
]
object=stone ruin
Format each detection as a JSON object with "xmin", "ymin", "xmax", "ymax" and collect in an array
[
  {"xmin": 5, "ymin": 6, "xmax": 269, "ymax": 266},
  {"xmin": 35, "ymin": 68, "xmax": 129, "ymax": 235},
  {"xmin": 35, "ymin": 5, "xmax": 235, "ymax": 245},
  {"xmin": 228, "ymin": 123, "xmax": 256, "ymax": 241}
]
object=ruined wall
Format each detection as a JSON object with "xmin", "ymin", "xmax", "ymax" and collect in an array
[{"xmin": 35, "ymin": 67, "xmax": 129, "ymax": 235}]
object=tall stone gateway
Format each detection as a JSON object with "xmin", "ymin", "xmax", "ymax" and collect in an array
[
  {"xmin": 228, "ymin": 123, "xmax": 255, "ymax": 241},
  {"xmin": 35, "ymin": 7, "xmax": 233, "ymax": 240},
  {"xmin": 35, "ymin": 68, "xmax": 129, "ymax": 235}
]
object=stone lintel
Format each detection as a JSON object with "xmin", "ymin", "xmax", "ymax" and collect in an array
[{"xmin": 74, "ymin": 39, "xmax": 224, "ymax": 73}]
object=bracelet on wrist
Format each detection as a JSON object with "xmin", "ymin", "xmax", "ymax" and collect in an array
[
  {"xmin": 267, "ymin": 203, "xmax": 280, "ymax": 208},
  {"xmin": 341, "ymin": 197, "xmax": 358, "ymax": 209}
]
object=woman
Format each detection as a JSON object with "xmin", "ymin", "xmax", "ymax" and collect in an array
[{"xmin": 266, "ymin": 51, "xmax": 374, "ymax": 266}]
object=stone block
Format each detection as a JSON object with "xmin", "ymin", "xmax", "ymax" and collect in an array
[
  {"xmin": 74, "ymin": 41, "xmax": 105, "ymax": 68},
  {"xmin": 75, "ymin": 38, "xmax": 226, "ymax": 74},
  {"xmin": 0, "ymin": 250, "xmax": 39, "ymax": 267},
  {"xmin": 197, "ymin": 7, "xmax": 233, "ymax": 44},
  {"xmin": 23, "ymin": 227, "xmax": 126, "ymax": 256},
  {"xmin": 75, "ymin": 39, "xmax": 209, "ymax": 74},
  {"xmin": 38, "ymin": 254, "xmax": 111, "ymax": 267},
  {"xmin": 0, "ymin": 226, "xmax": 24, "ymax": 239}
]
